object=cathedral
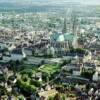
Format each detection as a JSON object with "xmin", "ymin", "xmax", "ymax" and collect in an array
[{"xmin": 49, "ymin": 15, "xmax": 79, "ymax": 57}]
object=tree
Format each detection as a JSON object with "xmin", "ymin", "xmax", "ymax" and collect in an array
[
  {"xmin": 60, "ymin": 59, "xmax": 71, "ymax": 67},
  {"xmin": 22, "ymin": 74, "xmax": 28, "ymax": 82},
  {"xmin": 0, "ymin": 85, "xmax": 7, "ymax": 96},
  {"xmin": 16, "ymin": 79, "xmax": 36, "ymax": 93},
  {"xmin": 62, "ymin": 94, "xmax": 66, "ymax": 100},
  {"xmin": 20, "ymin": 69, "xmax": 33, "ymax": 77},
  {"xmin": 81, "ymin": 70, "xmax": 95, "ymax": 80},
  {"xmin": 9, "ymin": 60, "xmax": 16, "ymax": 75},
  {"xmin": 41, "ymin": 60, "xmax": 45, "ymax": 65},
  {"xmin": 70, "ymin": 48, "xmax": 86, "ymax": 54},
  {"xmin": 48, "ymin": 96, "xmax": 54, "ymax": 100},
  {"xmin": 30, "ymin": 80, "xmax": 42, "ymax": 87},
  {"xmin": 18, "ymin": 95, "xmax": 25, "ymax": 100},
  {"xmin": 32, "ymin": 50, "xmax": 35, "ymax": 56},
  {"xmin": 42, "ymin": 73, "xmax": 50, "ymax": 82},
  {"xmin": 15, "ymin": 60, "xmax": 20, "ymax": 66},
  {"xmin": 54, "ymin": 93, "xmax": 61, "ymax": 100}
]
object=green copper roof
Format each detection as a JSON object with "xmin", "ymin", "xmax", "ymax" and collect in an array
[
  {"xmin": 50, "ymin": 32, "xmax": 77, "ymax": 42},
  {"xmin": 57, "ymin": 34, "xmax": 65, "ymax": 42},
  {"xmin": 50, "ymin": 32, "xmax": 59, "ymax": 41}
]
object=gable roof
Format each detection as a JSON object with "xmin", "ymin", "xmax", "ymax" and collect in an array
[{"xmin": 12, "ymin": 48, "xmax": 23, "ymax": 55}]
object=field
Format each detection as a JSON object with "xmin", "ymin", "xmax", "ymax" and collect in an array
[{"xmin": 39, "ymin": 64, "xmax": 61, "ymax": 75}]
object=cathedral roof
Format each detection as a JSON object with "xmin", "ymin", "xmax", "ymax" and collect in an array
[{"xmin": 50, "ymin": 32, "xmax": 77, "ymax": 42}]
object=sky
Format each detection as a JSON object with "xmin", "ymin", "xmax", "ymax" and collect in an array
[{"xmin": 0, "ymin": 0, "xmax": 100, "ymax": 5}]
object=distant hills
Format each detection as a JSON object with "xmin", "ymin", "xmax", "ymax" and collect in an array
[
  {"xmin": 0, "ymin": 2, "xmax": 64, "ymax": 13},
  {"xmin": 0, "ymin": 0, "xmax": 99, "ymax": 13},
  {"xmin": 0, "ymin": 1, "xmax": 82, "ymax": 13},
  {"xmin": 0, "ymin": 0, "xmax": 100, "ymax": 5}
]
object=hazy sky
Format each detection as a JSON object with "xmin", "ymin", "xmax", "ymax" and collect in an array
[{"xmin": 0, "ymin": 0, "xmax": 100, "ymax": 5}]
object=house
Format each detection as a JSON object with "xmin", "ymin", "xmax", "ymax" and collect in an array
[
  {"xmin": 24, "ymin": 57, "xmax": 42, "ymax": 65},
  {"xmin": 31, "ymin": 72, "xmax": 42, "ymax": 82},
  {"xmin": 8, "ymin": 44, "xmax": 16, "ymax": 51},
  {"xmin": 0, "ymin": 42, "xmax": 7, "ymax": 49},
  {"xmin": 62, "ymin": 63, "xmax": 82, "ymax": 76},
  {"xmin": 11, "ymin": 48, "xmax": 26, "ymax": 61},
  {"xmin": 63, "ymin": 63, "xmax": 82, "ymax": 72},
  {"xmin": 6, "ymin": 86, "xmax": 12, "ymax": 93},
  {"xmin": 72, "ymin": 67, "xmax": 81, "ymax": 76},
  {"xmin": 83, "ymin": 63, "xmax": 96, "ymax": 70},
  {"xmin": 8, "ymin": 75, "xmax": 17, "ymax": 84},
  {"xmin": 0, "ymin": 49, "xmax": 3, "ymax": 60},
  {"xmin": 3, "ymin": 55, "xmax": 11, "ymax": 62},
  {"xmin": 65, "ymin": 52, "xmax": 85, "ymax": 61},
  {"xmin": 96, "ymin": 64, "xmax": 100, "ymax": 72},
  {"xmin": 92, "ymin": 72, "xmax": 99, "ymax": 82},
  {"xmin": 35, "ymin": 72, "xmax": 42, "ymax": 82},
  {"xmin": 61, "ymin": 76, "xmax": 89, "ymax": 84},
  {"xmin": 24, "ymin": 48, "xmax": 33, "ymax": 56},
  {"xmin": 38, "ymin": 89, "xmax": 58, "ymax": 100},
  {"xmin": 83, "ymin": 51, "xmax": 92, "ymax": 62},
  {"xmin": 3, "ymin": 52, "xmax": 11, "ymax": 61},
  {"xmin": 45, "ymin": 84, "xmax": 51, "ymax": 91},
  {"xmin": 93, "ymin": 71, "xmax": 100, "ymax": 81}
]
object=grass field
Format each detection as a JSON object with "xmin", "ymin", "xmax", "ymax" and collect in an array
[{"xmin": 39, "ymin": 64, "xmax": 60, "ymax": 75}]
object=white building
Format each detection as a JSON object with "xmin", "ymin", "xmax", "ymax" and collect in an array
[
  {"xmin": 72, "ymin": 68, "xmax": 81, "ymax": 76},
  {"xmin": 93, "ymin": 72, "xmax": 99, "ymax": 81},
  {"xmin": 11, "ymin": 48, "xmax": 26, "ymax": 61},
  {"xmin": 24, "ymin": 48, "xmax": 33, "ymax": 56}
]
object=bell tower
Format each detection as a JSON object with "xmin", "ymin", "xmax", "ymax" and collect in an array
[{"xmin": 62, "ymin": 17, "xmax": 67, "ymax": 34}]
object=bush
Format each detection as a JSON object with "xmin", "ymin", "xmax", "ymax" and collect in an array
[
  {"xmin": 30, "ymin": 80, "xmax": 42, "ymax": 87},
  {"xmin": 20, "ymin": 69, "xmax": 33, "ymax": 77},
  {"xmin": 17, "ymin": 80, "xmax": 36, "ymax": 93},
  {"xmin": 48, "ymin": 96, "xmax": 54, "ymax": 100},
  {"xmin": 18, "ymin": 95, "xmax": 25, "ymax": 100},
  {"xmin": 68, "ymin": 93, "xmax": 76, "ymax": 97},
  {"xmin": 0, "ymin": 75, "xmax": 5, "ymax": 82},
  {"xmin": 70, "ymin": 48, "xmax": 86, "ymax": 54},
  {"xmin": 0, "ymin": 86, "xmax": 6, "ymax": 95},
  {"xmin": 42, "ymin": 73, "xmax": 49, "ymax": 82},
  {"xmin": 21, "ymin": 75, "xmax": 28, "ymax": 82},
  {"xmin": 81, "ymin": 70, "xmax": 95, "ymax": 80},
  {"xmin": 59, "ymin": 59, "xmax": 71, "ymax": 67}
]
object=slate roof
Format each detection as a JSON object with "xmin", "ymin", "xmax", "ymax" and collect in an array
[
  {"xmin": 12, "ymin": 49, "xmax": 23, "ymax": 55},
  {"xmin": 66, "ymin": 52, "xmax": 84, "ymax": 57}
]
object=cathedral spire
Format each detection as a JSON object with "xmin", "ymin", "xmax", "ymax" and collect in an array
[
  {"xmin": 71, "ymin": 11, "xmax": 78, "ymax": 35},
  {"xmin": 62, "ymin": 17, "xmax": 67, "ymax": 34},
  {"xmin": 62, "ymin": 9, "xmax": 71, "ymax": 34}
]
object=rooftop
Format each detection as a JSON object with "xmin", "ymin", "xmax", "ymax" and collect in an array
[
  {"xmin": 50, "ymin": 32, "xmax": 77, "ymax": 42},
  {"xmin": 11, "ymin": 48, "xmax": 23, "ymax": 55}
]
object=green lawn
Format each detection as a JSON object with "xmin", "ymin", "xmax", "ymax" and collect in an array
[
  {"xmin": 18, "ymin": 63, "xmax": 61, "ymax": 76},
  {"xmin": 17, "ymin": 64, "xmax": 60, "ymax": 91},
  {"xmin": 19, "ymin": 64, "xmax": 38, "ymax": 75},
  {"xmin": 39, "ymin": 64, "xmax": 60, "ymax": 75}
]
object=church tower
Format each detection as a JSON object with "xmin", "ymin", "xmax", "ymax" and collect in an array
[
  {"xmin": 71, "ymin": 11, "xmax": 79, "ymax": 48},
  {"xmin": 62, "ymin": 17, "xmax": 67, "ymax": 34},
  {"xmin": 72, "ymin": 14, "xmax": 77, "ymax": 34}
]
